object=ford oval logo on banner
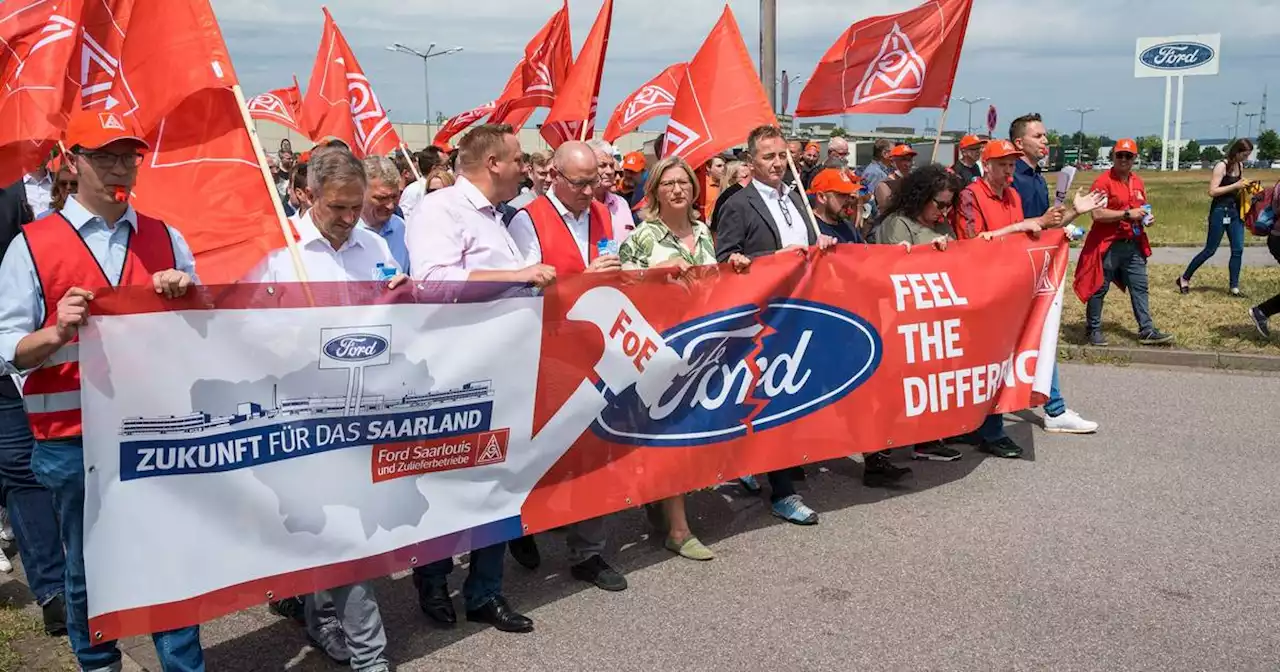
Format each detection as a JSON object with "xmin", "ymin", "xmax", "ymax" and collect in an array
[
  {"xmin": 592, "ymin": 299, "xmax": 882, "ymax": 446},
  {"xmin": 323, "ymin": 334, "xmax": 389, "ymax": 362},
  {"xmin": 1139, "ymin": 42, "xmax": 1215, "ymax": 71}
]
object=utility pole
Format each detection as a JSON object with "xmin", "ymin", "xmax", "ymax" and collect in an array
[
  {"xmin": 761, "ymin": 0, "xmax": 777, "ymax": 115},
  {"xmin": 1067, "ymin": 107, "xmax": 1096, "ymax": 164},
  {"xmin": 952, "ymin": 96, "xmax": 989, "ymax": 134},
  {"xmin": 386, "ymin": 43, "xmax": 464, "ymax": 125},
  {"xmin": 1260, "ymin": 85, "xmax": 1269, "ymax": 133},
  {"xmin": 1230, "ymin": 100, "xmax": 1247, "ymax": 140},
  {"xmin": 1245, "ymin": 112, "xmax": 1260, "ymax": 139}
]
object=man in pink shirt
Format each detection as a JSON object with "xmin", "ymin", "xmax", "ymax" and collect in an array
[
  {"xmin": 587, "ymin": 139, "xmax": 637, "ymax": 241},
  {"xmin": 406, "ymin": 124, "xmax": 555, "ymax": 287}
]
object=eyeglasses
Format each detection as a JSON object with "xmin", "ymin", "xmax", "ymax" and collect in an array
[
  {"xmin": 828, "ymin": 149, "xmax": 849, "ymax": 157},
  {"xmin": 57, "ymin": 180, "xmax": 78, "ymax": 191},
  {"xmin": 931, "ymin": 197, "xmax": 953, "ymax": 213},
  {"xmin": 659, "ymin": 179, "xmax": 692, "ymax": 191},
  {"xmin": 559, "ymin": 174, "xmax": 601, "ymax": 189},
  {"xmin": 77, "ymin": 151, "xmax": 144, "ymax": 170}
]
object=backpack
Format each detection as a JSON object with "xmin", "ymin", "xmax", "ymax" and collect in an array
[{"xmin": 1245, "ymin": 181, "xmax": 1280, "ymax": 236}]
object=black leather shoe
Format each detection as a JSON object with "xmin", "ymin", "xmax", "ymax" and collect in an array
[
  {"xmin": 413, "ymin": 575, "xmax": 456, "ymax": 626},
  {"xmin": 508, "ymin": 535, "xmax": 541, "ymax": 570},
  {"xmin": 466, "ymin": 595, "xmax": 533, "ymax": 633},
  {"xmin": 570, "ymin": 555, "xmax": 628, "ymax": 591},
  {"xmin": 42, "ymin": 594, "xmax": 67, "ymax": 637}
]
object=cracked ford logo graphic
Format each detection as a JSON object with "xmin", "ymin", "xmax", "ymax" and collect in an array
[
  {"xmin": 323, "ymin": 334, "xmax": 389, "ymax": 362},
  {"xmin": 592, "ymin": 299, "xmax": 882, "ymax": 446},
  {"xmin": 1139, "ymin": 42, "xmax": 1215, "ymax": 70}
]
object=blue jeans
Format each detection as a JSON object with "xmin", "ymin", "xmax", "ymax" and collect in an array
[
  {"xmin": 978, "ymin": 414, "xmax": 1007, "ymax": 442},
  {"xmin": 1044, "ymin": 364, "xmax": 1067, "ymax": 418},
  {"xmin": 1086, "ymin": 240, "xmax": 1155, "ymax": 335},
  {"xmin": 1184, "ymin": 203, "xmax": 1245, "ymax": 288},
  {"xmin": 413, "ymin": 542, "xmax": 505, "ymax": 612},
  {"xmin": 30, "ymin": 438, "xmax": 204, "ymax": 672},
  {"xmin": 0, "ymin": 395, "xmax": 64, "ymax": 605}
]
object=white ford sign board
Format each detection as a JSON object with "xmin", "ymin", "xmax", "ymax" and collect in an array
[{"xmin": 1134, "ymin": 34, "xmax": 1220, "ymax": 78}]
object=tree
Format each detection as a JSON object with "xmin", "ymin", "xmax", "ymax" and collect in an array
[
  {"xmin": 1046, "ymin": 129, "xmax": 1062, "ymax": 146},
  {"xmin": 1258, "ymin": 129, "xmax": 1280, "ymax": 161},
  {"xmin": 1138, "ymin": 135, "xmax": 1163, "ymax": 163},
  {"xmin": 1179, "ymin": 140, "xmax": 1201, "ymax": 163},
  {"xmin": 1200, "ymin": 145, "xmax": 1223, "ymax": 163},
  {"xmin": 829, "ymin": 127, "xmax": 848, "ymax": 138}
]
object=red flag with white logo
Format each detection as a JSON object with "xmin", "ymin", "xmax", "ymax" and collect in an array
[
  {"xmin": 490, "ymin": 1, "xmax": 571, "ymax": 123},
  {"xmin": 487, "ymin": 61, "xmax": 534, "ymax": 131},
  {"xmin": 133, "ymin": 87, "xmax": 287, "ymax": 284},
  {"xmin": 541, "ymin": 0, "xmax": 613, "ymax": 148},
  {"xmin": 433, "ymin": 100, "xmax": 495, "ymax": 150},
  {"xmin": 795, "ymin": 0, "xmax": 973, "ymax": 117},
  {"xmin": 0, "ymin": 0, "xmax": 83, "ymax": 185},
  {"xmin": 301, "ymin": 8, "xmax": 403, "ymax": 158},
  {"xmin": 602, "ymin": 62, "xmax": 686, "ymax": 143},
  {"xmin": 663, "ymin": 7, "xmax": 775, "ymax": 170},
  {"xmin": 248, "ymin": 78, "xmax": 309, "ymax": 138}
]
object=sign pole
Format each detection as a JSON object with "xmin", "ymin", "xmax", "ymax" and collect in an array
[
  {"xmin": 1161, "ymin": 76, "xmax": 1172, "ymax": 171},
  {"xmin": 1173, "ymin": 75, "xmax": 1184, "ymax": 172}
]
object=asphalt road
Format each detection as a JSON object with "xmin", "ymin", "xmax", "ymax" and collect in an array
[
  {"xmin": 6, "ymin": 363, "xmax": 1280, "ymax": 671},
  {"xmin": 1069, "ymin": 245, "xmax": 1276, "ymax": 268}
]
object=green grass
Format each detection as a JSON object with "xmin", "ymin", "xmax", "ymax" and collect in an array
[
  {"xmin": 1050, "ymin": 169, "xmax": 1280, "ymax": 247},
  {"xmin": 1060, "ymin": 263, "xmax": 1280, "ymax": 354}
]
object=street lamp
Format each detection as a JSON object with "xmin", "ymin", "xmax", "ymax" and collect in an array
[
  {"xmin": 776, "ymin": 73, "xmax": 803, "ymax": 115},
  {"xmin": 386, "ymin": 42, "xmax": 464, "ymax": 124},
  {"xmin": 1245, "ymin": 112, "xmax": 1260, "ymax": 139},
  {"xmin": 1230, "ymin": 101, "xmax": 1247, "ymax": 140},
  {"xmin": 952, "ymin": 96, "xmax": 989, "ymax": 134},
  {"xmin": 1067, "ymin": 107, "xmax": 1097, "ymax": 164}
]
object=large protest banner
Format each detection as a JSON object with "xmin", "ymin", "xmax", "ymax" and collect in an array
[{"xmin": 79, "ymin": 232, "xmax": 1067, "ymax": 639}]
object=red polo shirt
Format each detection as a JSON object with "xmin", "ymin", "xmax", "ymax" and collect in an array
[
  {"xmin": 1091, "ymin": 168, "xmax": 1148, "ymax": 218},
  {"xmin": 956, "ymin": 177, "xmax": 1023, "ymax": 240}
]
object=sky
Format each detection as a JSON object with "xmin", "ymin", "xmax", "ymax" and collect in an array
[{"xmin": 212, "ymin": 0, "xmax": 1280, "ymax": 143}]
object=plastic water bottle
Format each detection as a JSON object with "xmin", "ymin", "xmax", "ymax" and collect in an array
[
  {"xmin": 597, "ymin": 239, "xmax": 619, "ymax": 256},
  {"xmin": 1064, "ymin": 224, "xmax": 1085, "ymax": 241},
  {"xmin": 1141, "ymin": 204, "xmax": 1153, "ymax": 225},
  {"xmin": 373, "ymin": 263, "xmax": 397, "ymax": 281}
]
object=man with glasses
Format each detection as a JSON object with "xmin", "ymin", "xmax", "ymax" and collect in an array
[
  {"xmin": 1076, "ymin": 138, "xmax": 1174, "ymax": 347},
  {"xmin": 358, "ymin": 156, "xmax": 410, "ymax": 273},
  {"xmin": 586, "ymin": 139, "xmax": 635, "ymax": 240},
  {"xmin": 506, "ymin": 140, "xmax": 628, "ymax": 593},
  {"xmin": 0, "ymin": 110, "xmax": 205, "ymax": 670}
]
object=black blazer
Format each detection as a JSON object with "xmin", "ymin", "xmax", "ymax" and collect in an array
[
  {"xmin": 714, "ymin": 182, "xmax": 816, "ymax": 262},
  {"xmin": 0, "ymin": 180, "xmax": 32, "ymax": 399}
]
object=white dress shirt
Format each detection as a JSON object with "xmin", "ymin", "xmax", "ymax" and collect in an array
[
  {"xmin": 398, "ymin": 178, "xmax": 427, "ymax": 220},
  {"xmin": 244, "ymin": 211, "xmax": 396, "ymax": 283},
  {"xmin": 405, "ymin": 176, "xmax": 526, "ymax": 282},
  {"xmin": 752, "ymin": 179, "xmax": 810, "ymax": 249},
  {"xmin": 23, "ymin": 172, "xmax": 53, "ymax": 215},
  {"xmin": 508, "ymin": 191, "xmax": 591, "ymax": 266}
]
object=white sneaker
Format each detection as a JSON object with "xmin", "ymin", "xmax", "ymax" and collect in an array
[
  {"xmin": 0, "ymin": 507, "xmax": 13, "ymax": 542},
  {"xmin": 1043, "ymin": 409, "xmax": 1098, "ymax": 434},
  {"xmin": 0, "ymin": 552, "xmax": 11, "ymax": 573}
]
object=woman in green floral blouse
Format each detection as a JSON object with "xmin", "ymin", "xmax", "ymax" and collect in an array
[{"xmin": 617, "ymin": 156, "xmax": 749, "ymax": 562}]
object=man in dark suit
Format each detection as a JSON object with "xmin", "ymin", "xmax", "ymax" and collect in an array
[{"xmin": 713, "ymin": 125, "xmax": 840, "ymax": 526}]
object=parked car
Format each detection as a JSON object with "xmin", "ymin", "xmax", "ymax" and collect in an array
[{"xmin": 1271, "ymin": 161, "xmax": 1280, "ymax": 169}]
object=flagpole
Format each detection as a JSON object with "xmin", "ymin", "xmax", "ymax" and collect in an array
[
  {"xmin": 400, "ymin": 143, "xmax": 423, "ymax": 181},
  {"xmin": 785, "ymin": 149, "xmax": 821, "ymax": 240},
  {"xmin": 931, "ymin": 106, "xmax": 951, "ymax": 163},
  {"xmin": 229, "ymin": 83, "xmax": 310, "ymax": 283}
]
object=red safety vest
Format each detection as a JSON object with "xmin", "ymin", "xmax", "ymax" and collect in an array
[
  {"xmin": 962, "ymin": 178, "xmax": 1024, "ymax": 238},
  {"xmin": 22, "ymin": 212, "xmax": 177, "ymax": 440},
  {"xmin": 521, "ymin": 195, "xmax": 609, "ymax": 274}
]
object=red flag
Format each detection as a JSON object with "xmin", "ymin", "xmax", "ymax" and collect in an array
[
  {"xmin": 795, "ymin": 0, "xmax": 974, "ymax": 117},
  {"xmin": 490, "ymin": 1, "xmax": 571, "ymax": 122},
  {"xmin": 541, "ymin": 0, "xmax": 613, "ymax": 148},
  {"xmin": 602, "ymin": 62, "xmax": 687, "ymax": 143},
  {"xmin": 302, "ymin": 8, "xmax": 402, "ymax": 158},
  {"xmin": 248, "ymin": 78, "xmax": 309, "ymax": 138},
  {"xmin": 487, "ymin": 61, "xmax": 534, "ymax": 131},
  {"xmin": 662, "ymin": 7, "xmax": 775, "ymax": 170},
  {"xmin": 433, "ymin": 100, "xmax": 495, "ymax": 150},
  {"xmin": 0, "ymin": 0, "xmax": 83, "ymax": 185},
  {"xmin": 133, "ymin": 88, "xmax": 287, "ymax": 284}
]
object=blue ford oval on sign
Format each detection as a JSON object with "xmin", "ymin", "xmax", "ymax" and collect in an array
[
  {"xmin": 591, "ymin": 299, "xmax": 883, "ymax": 447},
  {"xmin": 323, "ymin": 334, "xmax": 389, "ymax": 362},
  {"xmin": 1139, "ymin": 42, "xmax": 1215, "ymax": 71}
]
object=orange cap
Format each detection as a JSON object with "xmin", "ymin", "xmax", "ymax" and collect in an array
[
  {"xmin": 804, "ymin": 141, "xmax": 821, "ymax": 153},
  {"xmin": 959, "ymin": 134, "xmax": 987, "ymax": 149},
  {"xmin": 298, "ymin": 151, "xmax": 311, "ymax": 163},
  {"xmin": 807, "ymin": 168, "xmax": 859, "ymax": 196},
  {"xmin": 65, "ymin": 110, "xmax": 148, "ymax": 151},
  {"xmin": 1114, "ymin": 138, "xmax": 1139, "ymax": 155},
  {"xmin": 621, "ymin": 151, "xmax": 646, "ymax": 172},
  {"xmin": 890, "ymin": 144, "xmax": 918, "ymax": 158},
  {"xmin": 982, "ymin": 139, "xmax": 1021, "ymax": 161}
]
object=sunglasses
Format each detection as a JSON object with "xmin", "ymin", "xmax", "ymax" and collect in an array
[
  {"xmin": 1115, "ymin": 153, "xmax": 1136, "ymax": 160},
  {"xmin": 932, "ymin": 197, "xmax": 953, "ymax": 212}
]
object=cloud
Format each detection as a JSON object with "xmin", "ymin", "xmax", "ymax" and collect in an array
[{"xmin": 214, "ymin": 0, "xmax": 1280, "ymax": 141}]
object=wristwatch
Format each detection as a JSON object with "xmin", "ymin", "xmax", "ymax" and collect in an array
[{"xmin": 1121, "ymin": 210, "xmax": 1133, "ymax": 222}]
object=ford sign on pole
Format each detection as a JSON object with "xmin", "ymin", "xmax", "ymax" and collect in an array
[
  {"xmin": 1135, "ymin": 34, "xmax": 1220, "ymax": 78},
  {"xmin": 1135, "ymin": 33, "xmax": 1220, "ymax": 173}
]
